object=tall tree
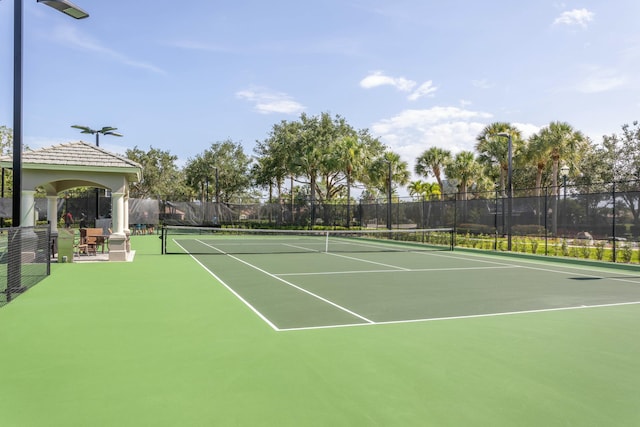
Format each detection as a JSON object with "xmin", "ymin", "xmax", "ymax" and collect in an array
[
  {"xmin": 184, "ymin": 140, "xmax": 252, "ymax": 203},
  {"xmin": 445, "ymin": 151, "xmax": 482, "ymax": 200},
  {"xmin": 408, "ymin": 180, "xmax": 441, "ymax": 200},
  {"xmin": 603, "ymin": 121, "xmax": 640, "ymax": 225},
  {"xmin": 536, "ymin": 121, "xmax": 589, "ymax": 196},
  {"xmin": 126, "ymin": 146, "xmax": 183, "ymax": 199},
  {"xmin": 414, "ymin": 147, "xmax": 451, "ymax": 200},
  {"xmin": 475, "ymin": 122, "xmax": 523, "ymax": 196}
]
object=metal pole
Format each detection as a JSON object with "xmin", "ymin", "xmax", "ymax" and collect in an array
[
  {"xmin": 215, "ymin": 167, "xmax": 219, "ymax": 203},
  {"xmin": 563, "ymin": 175, "xmax": 567, "ymax": 235},
  {"xmin": 612, "ymin": 181, "xmax": 616, "ymax": 262},
  {"xmin": 8, "ymin": 0, "xmax": 25, "ymax": 298},
  {"xmin": 387, "ymin": 160, "xmax": 392, "ymax": 230},
  {"xmin": 507, "ymin": 134, "xmax": 513, "ymax": 251},
  {"xmin": 544, "ymin": 187, "xmax": 548, "ymax": 255},
  {"xmin": 13, "ymin": 0, "xmax": 23, "ymax": 227}
]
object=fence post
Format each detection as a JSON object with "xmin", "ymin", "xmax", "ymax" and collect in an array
[
  {"xmin": 544, "ymin": 187, "xmax": 548, "ymax": 256},
  {"xmin": 494, "ymin": 188, "xmax": 498, "ymax": 250}
]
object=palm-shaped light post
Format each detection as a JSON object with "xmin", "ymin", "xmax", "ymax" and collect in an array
[
  {"xmin": 71, "ymin": 125, "xmax": 122, "ymax": 221},
  {"xmin": 71, "ymin": 125, "xmax": 122, "ymax": 147}
]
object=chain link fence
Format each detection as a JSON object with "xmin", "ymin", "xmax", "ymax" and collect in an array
[
  {"xmin": 2, "ymin": 180, "xmax": 640, "ymax": 264},
  {"xmin": 0, "ymin": 225, "xmax": 51, "ymax": 307}
]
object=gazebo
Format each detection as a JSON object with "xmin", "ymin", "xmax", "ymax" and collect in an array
[{"xmin": 0, "ymin": 141, "xmax": 143, "ymax": 262}]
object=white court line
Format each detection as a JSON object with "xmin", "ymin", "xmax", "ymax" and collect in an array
[
  {"xmin": 278, "ymin": 300, "xmax": 640, "ymax": 332},
  {"xmin": 276, "ymin": 265, "xmax": 520, "ymax": 277},
  {"xmin": 174, "ymin": 240, "xmax": 281, "ymax": 331},
  {"xmin": 420, "ymin": 250, "xmax": 640, "ymax": 284},
  {"xmin": 196, "ymin": 239, "xmax": 375, "ymax": 325},
  {"xmin": 326, "ymin": 252, "xmax": 412, "ymax": 271},
  {"xmin": 181, "ymin": 238, "xmax": 640, "ymax": 332}
]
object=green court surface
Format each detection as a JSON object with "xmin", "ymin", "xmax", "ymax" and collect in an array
[{"xmin": 1, "ymin": 235, "xmax": 640, "ymax": 426}]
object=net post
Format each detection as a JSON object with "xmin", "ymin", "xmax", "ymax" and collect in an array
[
  {"xmin": 160, "ymin": 225, "xmax": 165, "ymax": 254},
  {"xmin": 450, "ymin": 228, "xmax": 455, "ymax": 250},
  {"xmin": 325, "ymin": 230, "xmax": 329, "ymax": 253}
]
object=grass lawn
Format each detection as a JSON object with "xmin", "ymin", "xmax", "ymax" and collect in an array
[{"xmin": 1, "ymin": 235, "xmax": 639, "ymax": 426}]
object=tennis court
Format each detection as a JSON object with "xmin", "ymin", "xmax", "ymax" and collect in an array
[
  {"xmin": 169, "ymin": 227, "xmax": 640, "ymax": 332},
  {"xmin": 2, "ymin": 234, "xmax": 640, "ymax": 426}
]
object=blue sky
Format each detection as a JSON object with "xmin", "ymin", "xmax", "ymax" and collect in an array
[{"xmin": 1, "ymin": 1, "xmax": 639, "ymax": 190}]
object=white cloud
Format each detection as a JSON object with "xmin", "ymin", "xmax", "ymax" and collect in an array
[
  {"xmin": 236, "ymin": 87, "xmax": 305, "ymax": 115},
  {"xmin": 52, "ymin": 26, "xmax": 165, "ymax": 74},
  {"xmin": 360, "ymin": 71, "xmax": 416, "ymax": 92},
  {"xmin": 407, "ymin": 81, "xmax": 438, "ymax": 101},
  {"xmin": 554, "ymin": 8, "xmax": 595, "ymax": 28},
  {"xmin": 511, "ymin": 122, "xmax": 541, "ymax": 139},
  {"xmin": 370, "ymin": 107, "xmax": 494, "ymax": 180},
  {"xmin": 472, "ymin": 79, "xmax": 493, "ymax": 89},
  {"xmin": 574, "ymin": 67, "xmax": 626, "ymax": 93},
  {"xmin": 360, "ymin": 72, "xmax": 439, "ymax": 101}
]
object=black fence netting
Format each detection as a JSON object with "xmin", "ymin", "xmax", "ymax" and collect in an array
[
  {"xmin": 3, "ymin": 181, "xmax": 640, "ymax": 261},
  {"xmin": 0, "ymin": 225, "xmax": 51, "ymax": 307}
]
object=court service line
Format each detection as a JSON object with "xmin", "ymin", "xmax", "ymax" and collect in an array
[
  {"xmin": 276, "ymin": 265, "xmax": 520, "ymax": 277},
  {"xmin": 325, "ymin": 252, "xmax": 412, "ymax": 271},
  {"xmin": 422, "ymin": 250, "xmax": 640, "ymax": 284},
  {"xmin": 174, "ymin": 241, "xmax": 281, "ymax": 331},
  {"xmin": 415, "ymin": 250, "xmax": 521, "ymax": 267},
  {"xmin": 197, "ymin": 240, "xmax": 376, "ymax": 325},
  {"xmin": 278, "ymin": 300, "xmax": 640, "ymax": 332}
]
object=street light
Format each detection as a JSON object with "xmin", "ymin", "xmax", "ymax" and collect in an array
[
  {"xmin": 384, "ymin": 159, "xmax": 392, "ymax": 230},
  {"xmin": 560, "ymin": 165, "xmax": 570, "ymax": 236},
  {"xmin": 6, "ymin": 0, "xmax": 88, "ymax": 298},
  {"xmin": 37, "ymin": 0, "xmax": 88, "ymax": 18},
  {"xmin": 9, "ymin": 0, "xmax": 88, "ymax": 227},
  {"xmin": 71, "ymin": 125, "xmax": 122, "ymax": 147},
  {"xmin": 71, "ymin": 125, "xmax": 122, "ymax": 222},
  {"xmin": 496, "ymin": 132, "xmax": 513, "ymax": 251}
]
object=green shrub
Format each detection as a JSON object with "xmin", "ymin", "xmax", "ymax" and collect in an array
[
  {"xmin": 580, "ymin": 243, "xmax": 591, "ymax": 259},
  {"xmin": 511, "ymin": 224, "xmax": 546, "ymax": 236},
  {"xmin": 530, "ymin": 238, "xmax": 539, "ymax": 254},
  {"xmin": 621, "ymin": 244, "xmax": 633, "ymax": 263},
  {"xmin": 594, "ymin": 241, "xmax": 606, "ymax": 260}
]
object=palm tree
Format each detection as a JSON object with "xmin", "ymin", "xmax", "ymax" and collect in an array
[
  {"xmin": 445, "ymin": 151, "xmax": 482, "ymax": 201},
  {"xmin": 414, "ymin": 147, "xmax": 451, "ymax": 200},
  {"xmin": 532, "ymin": 121, "xmax": 589, "ymax": 235},
  {"xmin": 336, "ymin": 135, "xmax": 365, "ymax": 227},
  {"xmin": 408, "ymin": 180, "xmax": 426, "ymax": 200},
  {"xmin": 408, "ymin": 180, "xmax": 441, "ymax": 201},
  {"xmin": 537, "ymin": 121, "xmax": 589, "ymax": 196},
  {"xmin": 475, "ymin": 122, "xmax": 523, "ymax": 196}
]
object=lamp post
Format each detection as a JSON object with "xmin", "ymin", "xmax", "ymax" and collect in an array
[
  {"xmin": 71, "ymin": 125, "xmax": 122, "ymax": 147},
  {"xmin": 496, "ymin": 132, "xmax": 513, "ymax": 251},
  {"xmin": 560, "ymin": 165, "xmax": 569, "ymax": 237},
  {"xmin": 71, "ymin": 125, "xmax": 121, "ymax": 222},
  {"xmin": 384, "ymin": 160, "xmax": 392, "ymax": 230},
  {"xmin": 215, "ymin": 167, "xmax": 220, "ymax": 204},
  {"xmin": 6, "ymin": 0, "xmax": 88, "ymax": 298}
]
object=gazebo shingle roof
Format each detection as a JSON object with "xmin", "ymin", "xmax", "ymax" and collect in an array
[{"xmin": 11, "ymin": 141, "xmax": 142, "ymax": 169}]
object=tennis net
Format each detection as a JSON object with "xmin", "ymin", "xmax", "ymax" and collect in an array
[{"xmin": 161, "ymin": 226, "xmax": 455, "ymax": 255}]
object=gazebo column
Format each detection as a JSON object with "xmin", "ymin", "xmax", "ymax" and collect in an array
[
  {"xmin": 108, "ymin": 192, "xmax": 128, "ymax": 261},
  {"xmin": 20, "ymin": 190, "xmax": 37, "ymax": 262},
  {"xmin": 124, "ymin": 195, "xmax": 131, "ymax": 234},
  {"xmin": 124, "ymin": 195, "xmax": 131, "ymax": 252},
  {"xmin": 47, "ymin": 196, "xmax": 58, "ymax": 234},
  {"xmin": 47, "ymin": 195, "xmax": 59, "ymax": 257},
  {"xmin": 21, "ymin": 190, "xmax": 36, "ymax": 227}
]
